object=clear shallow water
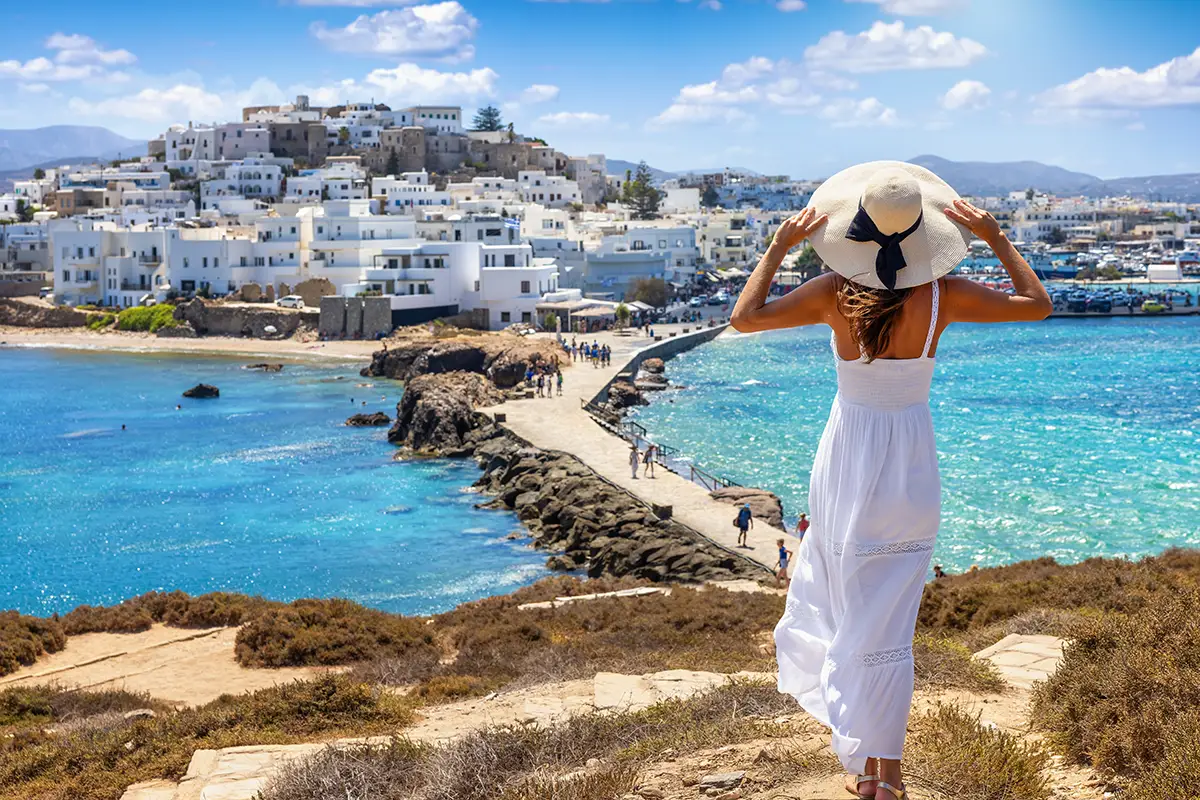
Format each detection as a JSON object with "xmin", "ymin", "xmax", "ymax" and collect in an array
[
  {"xmin": 632, "ymin": 318, "xmax": 1200, "ymax": 571},
  {"xmin": 0, "ymin": 349, "xmax": 547, "ymax": 617}
]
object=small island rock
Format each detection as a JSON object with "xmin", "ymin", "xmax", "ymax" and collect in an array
[
  {"xmin": 182, "ymin": 384, "xmax": 220, "ymax": 399},
  {"xmin": 346, "ymin": 412, "xmax": 391, "ymax": 427}
]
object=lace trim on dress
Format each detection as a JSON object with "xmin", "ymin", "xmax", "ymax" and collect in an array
[
  {"xmin": 830, "ymin": 538, "xmax": 936, "ymax": 558},
  {"xmin": 785, "ymin": 594, "xmax": 821, "ymax": 619},
  {"xmin": 861, "ymin": 646, "xmax": 913, "ymax": 668},
  {"xmin": 921, "ymin": 279, "xmax": 940, "ymax": 359}
]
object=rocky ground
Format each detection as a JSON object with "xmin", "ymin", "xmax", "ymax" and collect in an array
[{"xmin": 362, "ymin": 327, "xmax": 564, "ymax": 389}]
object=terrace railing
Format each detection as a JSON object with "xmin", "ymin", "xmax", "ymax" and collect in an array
[{"xmin": 580, "ymin": 399, "xmax": 741, "ymax": 492}]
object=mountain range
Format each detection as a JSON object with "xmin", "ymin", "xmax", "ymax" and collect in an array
[{"xmin": 0, "ymin": 126, "xmax": 146, "ymax": 173}]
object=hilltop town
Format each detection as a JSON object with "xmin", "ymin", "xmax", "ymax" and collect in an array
[{"xmin": 0, "ymin": 95, "xmax": 1197, "ymax": 334}]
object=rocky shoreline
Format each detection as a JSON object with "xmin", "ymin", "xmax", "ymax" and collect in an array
[{"xmin": 367, "ymin": 335, "xmax": 767, "ymax": 583}]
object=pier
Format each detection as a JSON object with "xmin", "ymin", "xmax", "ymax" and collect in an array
[{"xmin": 482, "ymin": 322, "xmax": 798, "ymax": 575}]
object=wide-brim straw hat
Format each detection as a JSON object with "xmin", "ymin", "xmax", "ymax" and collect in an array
[{"xmin": 806, "ymin": 160, "xmax": 970, "ymax": 291}]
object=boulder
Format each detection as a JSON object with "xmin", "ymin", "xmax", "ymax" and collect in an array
[
  {"xmin": 361, "ymin": 334, "xmax": 564, "ymax": 389},
  {"xmin": 239, "ymin": 283, "xmax": 263, "ymax": 302},
  {"xmin": 641, "ymin": 357, "xmax": 666, "ymax": 374},
  {"xmin": 607, "ymin": 381, "xmax": 647, "ymax": 409},
  {"xmin": 155, "ymin": 321, "xmax": 197, "ymax": 338},
  {"xmin": 293, "ymin": 278, "xmax": 337, "ymax": 309},
  {"xmin": 388, "ymin": 372, "xmax": 503, "ymax": 454},
  {"xmin": 346, "ymin": 412, "xmax": 391, "ymax": 427},
  {"xmin": 709, "ymin": 487, "xmax": 785, "ymax": 529},
  {"xmin": 245, "ymin": 363, "xmax": 283, "ymax": 372},
  {"xmin": 182, "ymin": 384, "xmax": 219, "ymax": 399}
]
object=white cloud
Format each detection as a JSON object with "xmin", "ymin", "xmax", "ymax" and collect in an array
[
  {"xmin": 311, "ymin": 2, "xmax": 478, "ymax": 61},
  {"xmin": 650, "ymin": 56, "xmax": 847, "ymax": 127},
  {"xmin": 818, "ymin": 97, "xmax": 899, "ymax": 127},
  {"xmin": 536, "ymin": 111, "xmax": 610, "ymax": 126},
  {"xmin": 845, "ymin": 0, "xmax": 965, "ymax": 15},
  {"xmin": 1037, "ymin": 47, "xmax": 1200, "ymax": 109},
  {"xmin": 941, "ymin": 79, "xmax": 990, "ymax": 109},
  {"xmin": 700, "ymin": 0, "xmax": 722, "ymax": 8},
  {"xmin": 294, "ymin": 0, "xmax": 424, "ymax": 5},
  {"xmin": 69, "ymin": 84, "xmax": 232, "ymax": 124},
  {"xmin": 776, "ymin": 0, "xmax": 807, "ymax": 9},
  {"xmin": 301, "ymin": 63, "xmax": 498, "ymax": 107},
  {"xmin": 17, "ymin": 83, "xmax": 52, "ymax": 94},
  {"xmin": 0, "ymin": 32, "xmax": 136, "ymax": 82},
  {"xmin": 805, "ymin": 20, "xmax": 987, "ymax": 73},
  {"xmin": 519, "ymin": 84, "xmax": 560, "ymax": 104}
]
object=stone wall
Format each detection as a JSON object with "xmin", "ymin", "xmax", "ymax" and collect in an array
[
  {"xmin": 362, "ymin": 297, "xmax": 392, "ymax": 338},
  {"xmin": 173, "ymin": 299, "xmax": 316, "ymax": 338},
  {"xmin": 318, "ymin": 296, "xmax": 345, "ymax": 338},
  {"xmin": 590, "ymin": 324, "xmax": 728, "ymax": 405},
  {"xmin": 345, "ymin": 298, "xmax": 364, "ymax": 337},
  {"xmin": 0, "ymin": 281, "xmax": 42, "ymax": 298},
  {"xmin": 0, "ymin": 298, "xmax": 91, "ymax": 327},
  {"xmin": 318, "ymin": 296, "xmax": 393, "ymax": 339}
]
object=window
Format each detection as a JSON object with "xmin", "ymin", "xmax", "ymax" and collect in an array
[
  {"xmin": 88, "ymin": 247, "xmax": 95, "ymax": 257},
  {"xmin": 474, "ymin": 280, "xmax": 480, "ymax": 292},
  {"xmin": 520, "ymin": 280, "xmax": 530, "ymax": 293},
  {"xmin": 521, "ymin": 312, "xmax": 532, "ymax": 323},
  {"xmin": 62, "ymin": 270, "xmax": 69, "ymax": 282},
  {"xmin": 290, "ymin": 226, "xmax": 296, "ymax": 234},
  {"xmin": 214, "ymin": 258, "xmax": 220, "ymax": 268},
  {"xmin": 500, "ymin": 311, "xmax": 511, "ymax": 323},
  {"xmin": 183, "ymin": 257, "xmax": 189, "ymax": 268},
  {"xmin": 202, "ymin": 257, "xmax": 208, "ymax": 268},
  {"xmin": 506, "ymin": 255, "xmax": 517, "ymax": 268}
]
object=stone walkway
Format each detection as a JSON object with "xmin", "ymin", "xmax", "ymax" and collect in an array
[
  {"xmin": 974, "ymin": 633, "xmax": 1066, "ymax": 690},
  {"xmin": 481, "ymin": 324, "xmax": 799, "ymax": 575}
]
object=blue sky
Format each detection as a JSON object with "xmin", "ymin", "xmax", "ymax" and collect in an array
[{"xmin": 2, "ymin": 0, "xmax": 1199, "ymax": 178}]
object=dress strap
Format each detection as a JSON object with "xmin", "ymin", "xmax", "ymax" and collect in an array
[{"xmin": 921, "ymin": 279, "xmax": 940, "ymax": 359}]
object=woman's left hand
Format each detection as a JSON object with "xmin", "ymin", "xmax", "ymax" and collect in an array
[{"xmin": 772, "ymin": 207, "xmax": 828, "ymax": 252}]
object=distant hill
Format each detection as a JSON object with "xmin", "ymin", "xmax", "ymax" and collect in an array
[
  {"xmin": 0, "ymin": 126, "xmax": 145, "ymax": 173},
  {"xmin": 606, "ymin": 159, "xmax": 676, "ymax": 183},
  {"xmin": 907, "ymin": 155, "xmax": 1200, "ymax": 201},
  {"xmin": 907, "ymin": 155, "xmax": 1100, "ymax": 196}
]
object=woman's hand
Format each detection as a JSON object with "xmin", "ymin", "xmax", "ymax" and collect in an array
[
  {"xmin": 944, "ymin": 199, "xmax": 1004, "ymax": 244},
  {"xmin": 771, "ymin": 207, "xmax": 828, "ymax": 252}
]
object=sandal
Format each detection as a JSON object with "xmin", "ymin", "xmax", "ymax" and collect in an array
[
  {"xmin": 844, "ymin": 772, "xmax": 877, "ymax": 799},
  {"xmin": 876, "ymin": 780, "xmax": 906, "ymax": 799}
]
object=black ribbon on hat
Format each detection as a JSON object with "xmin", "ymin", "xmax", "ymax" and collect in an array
[{"xmin": 844, "ymin": 202, "xmax": 922, "ymax": 290}]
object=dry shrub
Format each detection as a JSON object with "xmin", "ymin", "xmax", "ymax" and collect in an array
[
  {"xmin": 62, "ymin": 591, "xmax": 273, "ymax": 635},
  {"xmin": 1030, "ymin": 587, "xmax": 1200, "ymax": 780},
  {"xmin": 499, "ymin": 763, "xmax": 641, "ymax": 800},
  {"xmin": 918, "ymin": 549, "xmax": 1200, "ymax": 635},
  {"xmin": 955, "ymin": 607, "xmax": 1094, "ymax": 653},
  {"xmin": 0, "ymin": 675, "xmax": 413, "ymax": 800},
  {"xmin": 0, "ymin": 684, "xmax": 162, "ymax": 728},
  {"xmin": 912, "ymin": 635, "xmax": 1005, "ymax": 694},
  {"xmin": 1124, "ymin": 712, "xmax": 1200, "ymax": 800},
  {"xmin": 259, "ymin": 738, "xmax": 429, "ymax": 800},
  {"xmin": 906, "ymin": 703, "xmax": 1051, "ymax": 800},
  {"xmin": 0, "ymin": 612, "xmax": 65, "ymax": 677},
  {"xmin": 434, "ymin": 585, "xmax": 783, "ymax": 691},
  {"xmin": 235, "ymin": 598, "xmax": 438, "ymax": 668},
  {"xmin": 262, "ymin": 681, "xmax": 788, "ymax": 800}
]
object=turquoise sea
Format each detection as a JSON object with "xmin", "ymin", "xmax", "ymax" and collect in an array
[
  {"xmin": 631, "ymin": 318, "xmax": 1200, "ymax": 571},
  {"xmin": 0, "ymin": 348, "xmax": 547, "ymax": 617}
]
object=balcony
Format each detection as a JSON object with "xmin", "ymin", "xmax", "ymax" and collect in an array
[
  {"xmin": 120, "ymin": 280, "xmax": 151, "ymax": 291},
  {"xmin": 138, "ymin": 254, "xmax": 161, "ymax": 266}
]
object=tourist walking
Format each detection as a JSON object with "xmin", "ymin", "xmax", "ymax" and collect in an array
[
  {"xmin": 796, "ymin": 513, "xmax": 810, "ymax": 541},
  {"xmin": 629, "ymin": 444, "xmax": 641, "ymax": 479},
  {"xmin": 735, "ymin": 503, "xmax": 753, "ymax": 547},
  {"xmin": 731, "ymin": 162, "xmax": 1052, "ymax": 799},
  {"xmin": 642, "ymin": 444, "xmax": 656, "ymax": 477},
  {"xmin": 556, "ymin": 370, "xmax": 563, "ymax": 396},
  {"xmin": 536, "ymin": 371, "xmax": 545, "ymax": 397},
  {"xmin": 776, "ymin": 538, "xmax": 793, "ymax": 589}
]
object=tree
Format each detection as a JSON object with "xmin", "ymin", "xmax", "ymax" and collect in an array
[
  {"xmin": 472, "ymin": 105, "xmax": 504, "ymax": 132},
  {"xmin": 32, "ymin": 168, "xmax": 45, "ymax": 180},
  {"xmin": 506, "ymin": 122, "xmax": 516, "ymax": 143},
  {"xmin": 1025, "ymin": 188, "xmax": 1035, "ymax": 201},
  {"xmin": 625, "ymin": 161, "xmax": 661, "ymax": 221},
  {"xmin": 384, "ymin": 149, "xmax": 400, "ymax": 177},
  {"xmin": 542, "ymin": 312, "xmax": 558, "ymax": 331},
  {"xmin": 1044, "ymin": 227, "xmax": 1067, "ymax": 245},
  {"xmin": 701, "ymin": 184, "xmax": 720, "ymax": 208},
  {"xmin": 614, "ymin": 303, "xmax": 631, "ymax": 328},
  {"xmin": 629, "ymin": 277, "xmax": 668, "ymax": 308},
  {"xmin": 794, "ymin": 245, "xmax": 824, "ymax": 280},
  {"xmin": 15, "ymin": 199, "xmax": 34, "ymax": 223},
  {"xmin": 1097, "ymin": 264, "xmax": 1123, "ymax": 281},
  {"xmin": 337, "ymin": 127, "xmax": 350, "ymax": 145}
]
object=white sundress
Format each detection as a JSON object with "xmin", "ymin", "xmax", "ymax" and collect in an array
[{"xmin": 775, "ymin": 280, "xmax": 942, "ymax": 773}]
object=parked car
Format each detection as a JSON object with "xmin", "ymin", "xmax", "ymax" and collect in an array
[
  {"xmin": 706, "ymin": 294, "xmax": 723, "ymax": 306},
  {"xmin": 1067, "ymin": 296, "xmax": 1089, "ymax": 313},
  {"xmin": 1086, "ymin": 296, "xmax": 1112, "ymax": 313},
  {"xmin": 1141, "ymin": 300, "xmax": 1166, "ymax": 314},
  {"xmin": 688, "ymin": 296, "xmax": 704, "ymax": 308},
  {"xmin": 277, "ymin": 295, "xmax": 305, "ymax": 309}
]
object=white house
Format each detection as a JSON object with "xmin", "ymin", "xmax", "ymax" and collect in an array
[
  {"xmin": 408, "ymin": 106, "xmax": 463, "ymax": 134},
  {"xmin": 518, "ymin": 171, "xmax": 580, "ymax": 208}
]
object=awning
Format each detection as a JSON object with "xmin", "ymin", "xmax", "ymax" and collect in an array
[
  {"xmin": 627, "ymin": 301, "xmax": 654, "ymax": 312},
  {"xmin": 573, "ymin": 306, "xmax": 616, "ymax": 318}
]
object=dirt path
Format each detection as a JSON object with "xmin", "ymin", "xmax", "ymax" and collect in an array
[{"xmin": 1, "ymin": 625, "xmax": 325, "ymax": 706}]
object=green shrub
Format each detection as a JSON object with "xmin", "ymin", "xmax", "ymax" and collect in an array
[
  {"xmin": 912, "ymin": 634, "xmax": 1005, "ymax": 693},
  {"xmin": 115, "ymin": 304, "xmax": 177, "ymax": 332},
  {"xmin": 0, "ymin": 684, "xmax": 163, "ymax": 728},
  {"xmin": 0, "ymin": 612, "xmax": 65, "ymax": 677},
  {"xmin": 234, "ymin": 598, "xmax": 438, "ymax": 668},
  {"xmin": 85, "ymin": 313, "xmax": 115, "ymax": 331},
  {"xmin": 906, "ymin": 703, "xmax": 1051, "ymax": 800},
  {"xmin": 62, "ymin": 591, "xmax": 271, "ymax": 635},
  {"xmin": 1030, "ymin": 587, "xmax": 1200, "ymax": 781},
  {"xmin": 1124, "ymin": 712, "xmax": 1200, "ymax": 800}
]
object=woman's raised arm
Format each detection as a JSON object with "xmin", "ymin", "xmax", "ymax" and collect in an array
[
  {"xmin": 943, "ymin": 200, "xmax": 1053, "ymax": 323},
  {"xmin": 731, "ymin": 208, "xmax": 831, "ymax": 333}
]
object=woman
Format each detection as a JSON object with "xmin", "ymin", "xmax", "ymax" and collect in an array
[{"xmin": 730, "ymin": 162, "xmax": 1051, "ymax": 799}]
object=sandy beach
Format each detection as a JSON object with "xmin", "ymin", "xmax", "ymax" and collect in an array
[{"xmin": 0, "ymin": 326, "xmax": 381, "ymax": 362}]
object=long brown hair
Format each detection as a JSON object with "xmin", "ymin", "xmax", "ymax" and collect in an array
[{"xmin": 835, "ymin": 277, "xmax": 914, "ymax": 362}]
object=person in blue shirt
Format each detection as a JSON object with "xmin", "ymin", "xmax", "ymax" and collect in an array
[
  {"xmin": 736, "ymin": 503, "xmax": 753, "ymax": 547},
  {"xmin": 776, "ymin": 538, "xmax": 793, "ymax": 589}
]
